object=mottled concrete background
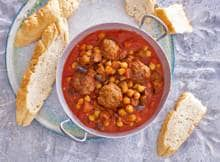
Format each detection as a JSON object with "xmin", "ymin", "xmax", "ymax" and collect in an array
[{"xmin": 0, "ymin": 0, "xmax": 220, "ymax": 162}]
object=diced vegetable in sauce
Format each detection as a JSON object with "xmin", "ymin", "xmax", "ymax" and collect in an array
[{"xmin": 62, "ymin": 29, "xmax": 164, "ymax": 133}]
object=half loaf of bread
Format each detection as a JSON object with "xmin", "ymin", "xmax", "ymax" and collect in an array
[
  {"xmin": 15, "ymin": 0, "xmax": 80, "ymax": 47},
  {"xmin": 157, "ymin": 92, "xmax": 207, "ymax": 157},
  {"xmin": 155, "ymin": 4, "xmax": 193, "ymax": 34},
  {"xmin": 16, "ymin": 18, "xmax": 69, "ymax": 126}
]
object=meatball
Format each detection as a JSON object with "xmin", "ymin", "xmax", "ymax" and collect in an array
[
  {"xmin": 129, "ymin": 60, "xmax": 151, "ymax": 84},
  {"xmin": 102, "ymin": 39, "xmax": 120, "ymax": 60},
  {"xmin": 98, "ymin": 83, "xmax": 123, "ymax": 110},
  {"xmin": 71, "ymin": 71, "xmax": 95, "ymax": 95}
]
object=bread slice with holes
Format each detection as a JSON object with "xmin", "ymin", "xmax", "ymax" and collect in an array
[
  {"xmin": 157, "ymin": 92, "xmax": 207, "ymax": 157},
  {"xmin": 16, "ymin": 17, "xmax": 69, "ymax": 126},
  {"xmin": 155, "ymin": 4, "xmax": 192, "ymax": 34},
  {"xmin": 15, "ymin": 0, "xmax": 80, "ymax": 47},
  {"xmin": 125, "ymin": 0, "xmax": 156, "ymax": 23}
]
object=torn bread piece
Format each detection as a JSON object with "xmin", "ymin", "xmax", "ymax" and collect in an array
[
  {"xmin": 15, "ymin": 0, "xmax": 80, "ymax": 47},
  {"xmin": 125, "ymin": 0, "xmax": 156, "ymax": 23},
  {"xmin": 15, "ymin": 0, "xmax": 60, "ymax": 47},
  {"xmin": 155, "ymin": 4, "xmax": 193, "ymax": 34},
  {"xmin": 58, "ymin": 0, "xmax": 81, "ymax": 18},
  {"xmin": 157, "ymin": 92, "xmax": 207, "ymax": 157},
  {"xmin": 16, "ymin": 18, "xmax": 69, "ymax": 126}
]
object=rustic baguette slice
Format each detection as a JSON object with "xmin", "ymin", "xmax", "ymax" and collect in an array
[
  {"xmin": 16, "ymin": 18, "xmax": 69, "ymax": 126},
  {"xmin": 155, "ymin": 4, "xmax": 193, "ymax": 34},
  {"xmin": 157, "ymin": 92, "xmax": 207, "ymax": 157},
  {"xmin": 15, "ymin": 0, "xmax": 61, "ymax": 47},
  {"xmin": 15, "ymin": 0, "xmax": 80, "ymax": 47},
  {"xmin": 125, "ymin": 0, "xmax": 156, "ymax": 23}
]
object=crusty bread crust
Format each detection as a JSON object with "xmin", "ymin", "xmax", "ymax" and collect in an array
[
  {"xmin": 155, "ymin": 4, "xmax": 193, "ymax": 34},
  {"xmin": 155, "ymin": 8, "xmax": 175, "ymax": 34},
  {"xmin": 16, "ymin": 18, "xmax": 69, "ymax": 126},
  {"xmin": 157, "ymin": 92, "xmax": 207, "ymax": 157},
  {"xmin": 15, "ymin": 0, "xmax": 79, "ymax": 47},
  {"xmin": 157, "ymin": 111, "xmax": 174, "ymax": 156},
  {"xmin": 15, "ymin": 0, "xmax": 60, "ymax": 47}
]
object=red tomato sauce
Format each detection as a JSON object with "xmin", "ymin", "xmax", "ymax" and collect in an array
[{"xmin": 62, "ymin": 29, "xmax": 164, "ymax": 133}]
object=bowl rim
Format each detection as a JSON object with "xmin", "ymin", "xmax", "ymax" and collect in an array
[{"xmin": 56, "ymin": 22, "xmax": 171, "ymax": 138}]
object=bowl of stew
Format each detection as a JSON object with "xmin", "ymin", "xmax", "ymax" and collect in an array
[{"xmin": 56, "ymin": 22, "xmax": 171, "ymax": 139}]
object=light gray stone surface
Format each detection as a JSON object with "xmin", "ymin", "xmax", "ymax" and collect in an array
[{"xmin": 0, "ymin": 0, "xmax": 220, "ymax": 162}]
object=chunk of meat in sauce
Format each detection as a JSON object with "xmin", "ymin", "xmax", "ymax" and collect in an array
[
  {"xmin": 102, "ymin": 39, "xmax": 120, "ymax": 60},
  {"xmin": 128, "ymin": 59, "xmax": 151, "ymax": 84},
  {"xmin": 71, "ymin": 70, "xmax": 95, "ymax": 95},
  {"xmin": 98, "ymin": 83, "xmax": 123, "ymax": 110}
]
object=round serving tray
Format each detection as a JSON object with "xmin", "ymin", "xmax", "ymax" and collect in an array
[{"xmin": 6, "ymin": 0, "xmax": 175, "ymax": 140}]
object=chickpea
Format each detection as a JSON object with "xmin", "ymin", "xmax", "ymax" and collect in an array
[
  {"xmin": 106, "ymin": 61, "xmax": 112, "ymax": 66},
  {"xmin": 109, "ymin": 76, "xmax": 116, "ymax": 82},
  {"xmin": 156, "ymin": 64, "xmax": 161, "ymax": 68},
  {"xmin": 97, "ymin": 64, "xmax": 105, "ymax": 74},
  {"xmin": 83, "ymin": 102, "xmax": 93, "ymax": 113},
  {"xmin": 135, "ymin": 116, "xmax": 142, "ymax": 123},
  {"xmin": 78, "ymin": 98, "xmax": 84, "ymax": 105},
  {"xmin": 120, "ymin": 82, "xmax": 128, "ymax": 93},
  {"xmin": 134, "ymin": 84, "xmax": 139, "ymax": 89},
  {"xmin": 105, "ymin": 66, "xmax": 115, "ymax": 75},
  {"xmin": 94, "ymin": 47, "xmax": 101, "ymax": 53},
  {"xmin": 146, "ymin": 50, "xmax": 152, "ymax": 57},
  {"xmin": 127, "ymin": 80, "xmax": 133, "ymax": 88},
  {"xmin": 93, "ymin": 52, "xmax": 102, "ymax": 63},
  {"xmin": 129, "ymin": 122, "xmax": 134, "ymax": 127},
  {"xmin": 71, "ymin": 62, "xmax": 78, "ymax": 69},
  {"xmin": 102, "ymin": 59, "xmax": 107, "ymax": 64},
  {"xmin": 123, "ymin": 97, "xmax": 131, "ymax": 105},
  {"xmin": 127, "ymin": 114, "xmax": 137, "ymax": 122},
  {"xmin": 80, "ymin": 55, "xmax": 90, "ymax": 64},
  {"xmin": 143, "ymin": 46, "xmax": 148, "ymax": 51},
  {"xmin": 126, "ymin": 89, "xmax": 134, "ymax": 97},
  {"xmin": 94, "ymin": 110, "xmax": 101, "ymax": 118},
  {"xmin": 149, "ymin": 62, "xmax": 156, "ymax": 70},
  {"xmin": 98, "ymin": 32, "xmax": 105, "ymax": 39},
  {"xmin": 133, "ymin": 91, "xmax": 141, "ymax": 99},
  {"xmin": 86, "ymin": 45, "xmax": 93, "ymax": 50},
  {"xmin": 125, "ymin": 105, "xmax": 134, "ymax": 113},
  {"xmin": 103, "ymin": 120, "xmax": 110, "ymax": 127},
  {"xmin": 120, "ymin": 62, "xmax": 128, "ymax": 68},
  {"xmin": 118, "ymin": 68, "xmax": 126, "ymax": 75},
  {"xmin": 115, "ymin": 80, "xmax": 120, "ymax": 84},
  {"xmin": 79, "ymin": 51, "xmax": 86, "ymax": 56},
  {"xmin": 86, "ymin": 50, "xmax": 92, "ymax": 56},
  {"xmin": 116, "ymin": 120, "xmax": 123, "ymax": 127},
  {"xmin": 88, "ymin": 114, "xmax": 95, "ymax": 122},
  {"xmin": 119, "ymin": 76, "xmax": 126, "ymax": 81},
  {"xmin": 137, "ymin": 85, "xmax": 145, "ymax": 92},
  {"xmin": 96, "ymin": 82, "xmax": 102, "ymax": 89},
  {"xmin": 84, "ymin": 95, "xmax": 91, "ymax": 102},
  {"xmin": 76, "ymin": 103, "xmax": 81, "ymax": 109},
  {"xmin": 128, "ymin": 50, "xmax": 134, "ymax": 55},
  {"xmin": 118, "ymin": 109, "xmax": 127, "ymax": 117}
]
